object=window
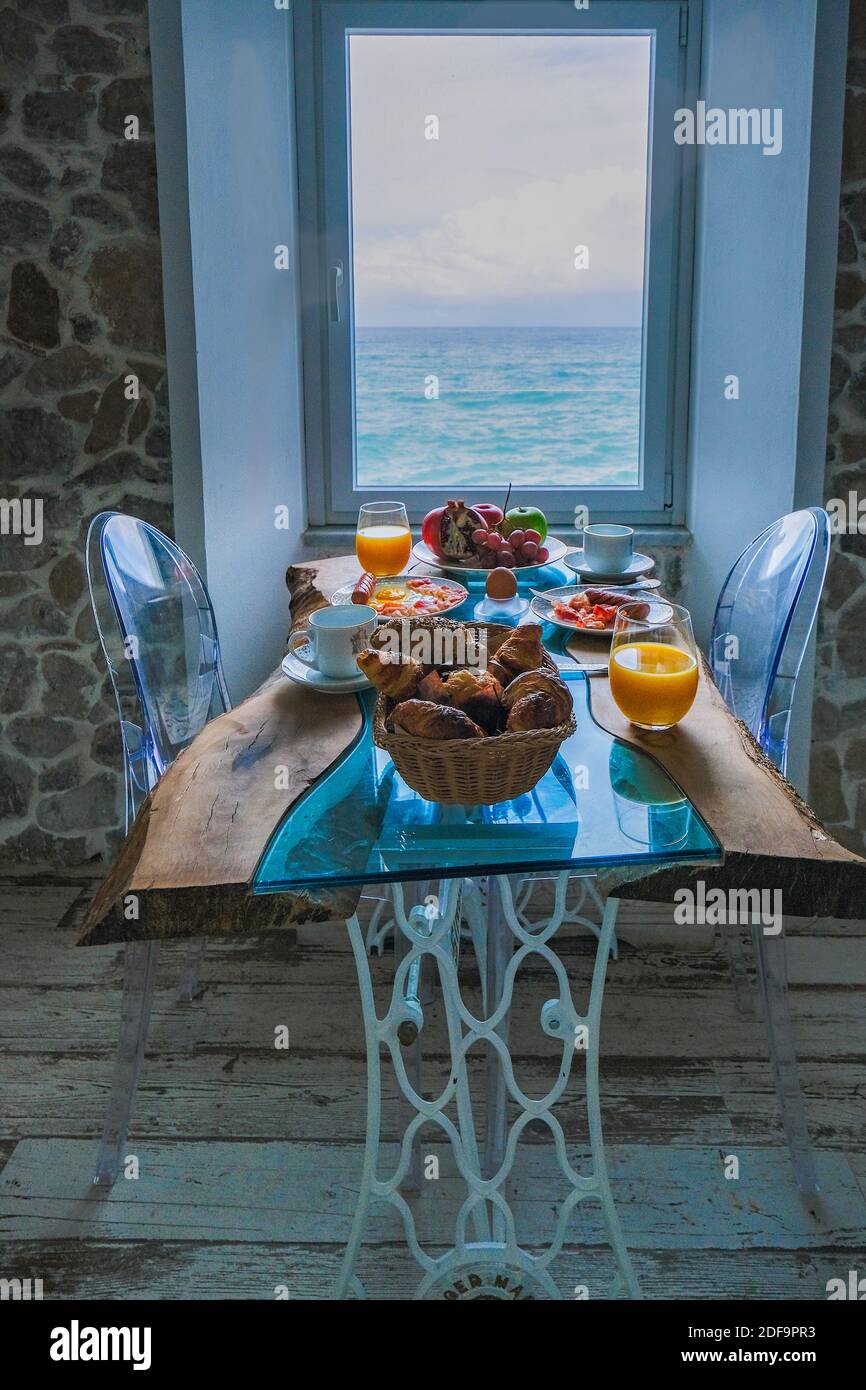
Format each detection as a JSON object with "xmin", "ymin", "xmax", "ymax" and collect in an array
[{"xmin": 296, "ymin": 1, "xmax": 698, "ymax": 528}]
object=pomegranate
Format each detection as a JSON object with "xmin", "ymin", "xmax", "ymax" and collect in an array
[
  {"xmin": 421, "ymin": 504, "xmax": 448, "ymax": 558},
  {"xmin": 423, "ymin": 499, "xmax": 486, "ymax": 561}
]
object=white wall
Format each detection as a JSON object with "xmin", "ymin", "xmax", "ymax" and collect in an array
[
  {"xmin": 151, "ymin": 0, "xmax": 307, "ymax": 701},
  {"xmin": 685, "ymin": 0, "xmax": 847, "ymax": 791},
  {"xmin": 686, "ymin": 0, "xmax": 817, "ymax": 639}
]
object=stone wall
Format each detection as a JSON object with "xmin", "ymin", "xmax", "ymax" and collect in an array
[
  {"xmin": 810, "ymin": 2, "xmax": 866, "ymax": 855},
  {"xmin": 0, "ymin": 2, "xmax": 863, "ymax": 868},
  {"xmin": 0, "ymin": 0, "xmax": 171, "ymax": 865}
]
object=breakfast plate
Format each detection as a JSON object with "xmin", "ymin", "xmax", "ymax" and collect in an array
[
  {"xmin": 563, "ymin": 549, "xmax": 655, "ymax": 582},
  {"xmin": 531, "ymin": 585, "xmax": 665, "ymax": 636},
  {"xmin": 330, "ymin": 574, "xmax": 468, "ymax": 620},
  {"xmin": 413, "ymin": 535, "xmax": 569, "ymax": 576}
]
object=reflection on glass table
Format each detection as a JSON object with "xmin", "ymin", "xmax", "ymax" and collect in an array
[
  {"xmin": 253, "ymin": 675, "xmax": 719, "ymax": 895},
  {"xmin": 608, "ymin": 741, "xmax": 693, "ymax": 852}
]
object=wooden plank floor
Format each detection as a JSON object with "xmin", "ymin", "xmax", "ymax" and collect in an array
[{"xmin": 0, "ymin": 875, "xmax": 864, "ymax": 1300}]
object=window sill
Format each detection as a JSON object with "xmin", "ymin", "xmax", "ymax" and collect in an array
[{"xmin": 302, "ymin": 525, "xmax": 693, "ymax": 552}]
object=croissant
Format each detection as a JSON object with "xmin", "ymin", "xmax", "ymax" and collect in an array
[
  {"xmin": 501, "ymin": 669, "xmax": 571, "ymax": 722},
  {"xmin": 388, "ymin": 699, "xmax": 486, "ymax": 740},
  {"xmin": 490, "ymin": 623, "xmax": 546, "ymax": 678},
  {"xmin": 356, "ymin": 649, "xmax": 422, "ymax": 699},
  {"xmin": 506, "ymin": 691, "xmax": 566, "ymax": 732},
  {"xmin": 369, "ymin": 621, "xmax": 435, "ymax": 674},
  {"xmin": 440, "ymin": 668, "xmax": 504, "ymax": 733}
]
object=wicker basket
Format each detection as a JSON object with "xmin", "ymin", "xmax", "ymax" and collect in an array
[{"xmin": 370, "ymin": 617, "xmax": 576, "ymax": 805}]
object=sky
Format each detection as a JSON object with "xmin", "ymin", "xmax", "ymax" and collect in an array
[{"xmin": 348, "ymin": 33, "xmax": 651, "ymax": 328}]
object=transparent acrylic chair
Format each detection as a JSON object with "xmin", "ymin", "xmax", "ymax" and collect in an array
[
  {"xmin": 525, "ymin": 509, "xmax": 830, "ymax": 1197},
  {"xmin": 707, "ymin": 506, "xmax": 831, "ymax": 1197},
  {"xmin": 710, "ymin": 508, "xmax": 830, "ymax": 778},
  {"xmin": 86, "ymin": 511, "xmax": 231, "ymax": 1186}
]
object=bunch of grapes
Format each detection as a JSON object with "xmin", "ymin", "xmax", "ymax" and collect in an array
[{"xmin": 471, "ymin": 527, "xmax": 550, "ymax": 569}]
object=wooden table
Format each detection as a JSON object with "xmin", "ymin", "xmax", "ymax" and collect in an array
[
  {"xmin": 78, "ymin": 553, "xmax": 866, "ymax": 1299},
  {"xmin": 80, "ymin": 554, "xmax": 866, "ymax": 947}
]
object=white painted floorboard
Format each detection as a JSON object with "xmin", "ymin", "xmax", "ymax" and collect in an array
[
  {"xmin": 0, "ymin": 882, "xmax": 864, "ymax": 1299},
  {"xmin": 2, "ymin": 1138, "xmax": 865, "ymax": 1249}
]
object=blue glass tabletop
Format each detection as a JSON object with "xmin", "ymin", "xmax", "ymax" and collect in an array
[{"xmin": 252, "ymin": 667, "xmax": 721, "ymax": 896}]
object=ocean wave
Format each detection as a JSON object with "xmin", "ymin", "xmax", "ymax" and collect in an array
[{"xmin": 354, "ymin": 327, "xmax": 642, "ymax": 488}]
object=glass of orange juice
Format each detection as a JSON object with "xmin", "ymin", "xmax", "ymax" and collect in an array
[
  {"xmin": 609, "ymin": 600, "xmax": 699, "ymax": 731},
  {"xmin": 356, "ymin": 502, "xmax": 412, "ymax": 577}
]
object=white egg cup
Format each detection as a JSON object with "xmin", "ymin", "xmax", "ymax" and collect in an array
[{"xmin": 473, "ymin": 593, "xmax": 530, "ymax": 625}]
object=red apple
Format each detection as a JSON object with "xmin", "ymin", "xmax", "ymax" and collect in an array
[{"xmin": 472, "ymin": 502, "xmax": 505, "ymax": 527}]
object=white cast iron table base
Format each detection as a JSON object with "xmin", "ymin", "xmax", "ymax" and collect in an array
[{"xmin": 333, "ymin": 872, "xmax": 641, "ymax": 1301}]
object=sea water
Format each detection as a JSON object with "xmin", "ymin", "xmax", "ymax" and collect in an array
[{"xmin": 354, "ymin": 325, "xmax": 641, "ymax": 490}]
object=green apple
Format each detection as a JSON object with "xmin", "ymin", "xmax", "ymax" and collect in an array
[{"xmin": 502, "ymin": 505, "xmax": 548, "ymax": 544}]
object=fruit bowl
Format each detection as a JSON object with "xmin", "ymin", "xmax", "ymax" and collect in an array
[{"xmin": 420, "ymin": 497, "xmax": 560, "ymax": 572}]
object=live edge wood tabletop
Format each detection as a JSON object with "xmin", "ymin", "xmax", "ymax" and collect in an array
[{"xmin": 79, "ymin": 554, "xmax": 866, "ymax": 947}]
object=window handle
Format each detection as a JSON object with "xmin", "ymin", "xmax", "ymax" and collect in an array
[{"xmin": 329, "ymin": 260, "xmax": 344, "ymax": 324}]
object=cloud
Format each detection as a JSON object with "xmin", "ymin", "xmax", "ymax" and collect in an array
[
  {"xmin": 354, "ymin": 166, "xmax": 646, "ymax": 319},
  {"xmin": 348, "ymin": 33, "xmax": 651, "ymax": 326}
]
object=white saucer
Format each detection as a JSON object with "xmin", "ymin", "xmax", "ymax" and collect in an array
[
  {"xmin": 281, "ymin": 648, "xmax": 370, "ymax": 693},
  {"xmin": 564, "ymin": 549, "xmax": 655, "ymax": 582}
]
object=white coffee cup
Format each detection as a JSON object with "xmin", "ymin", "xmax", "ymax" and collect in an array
[
  {"xmin": 287, "ymin": 604, "xmax": 376, "ymax": 680},
  {"xmin": 581, "ymin": 523, "xmax": 635, "ymax": 575}
]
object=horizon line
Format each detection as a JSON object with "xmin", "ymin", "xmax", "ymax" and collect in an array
[{"xmin": 355, "ymin": 323, "xmax": 642, "ymax": 331}]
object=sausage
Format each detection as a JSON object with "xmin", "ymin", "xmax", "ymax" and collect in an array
[
  {"xmin": 584, "ymin": 587, "xmax": 630, "ymax": 606},
  {"xmin": 352, "ymin": 572, "xmax": 377, "ymax": 605},
  {"xmin": 624, "ymin": 600, "xmax": 650, "ymax": 620},
  {"xmin": 584, "ymin": 588, "xmax": 649, "ymax": 619}
]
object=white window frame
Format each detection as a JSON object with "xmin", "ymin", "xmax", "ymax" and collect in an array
[{"xmin": 294, "ymin": 0, "xmax": 700, "ymax": 529}]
